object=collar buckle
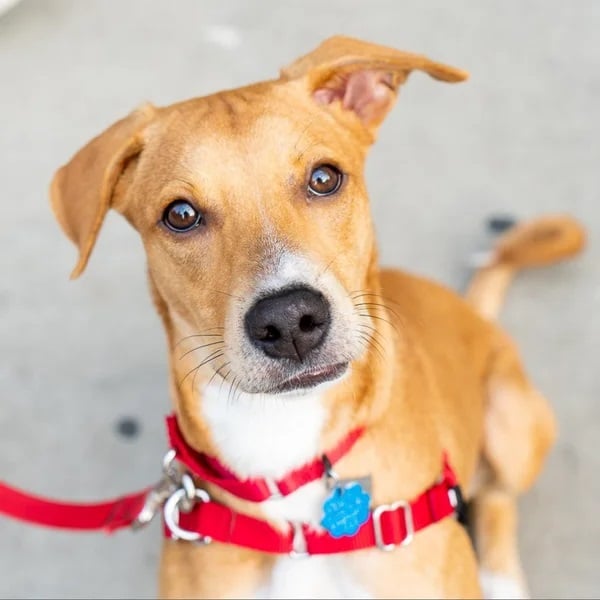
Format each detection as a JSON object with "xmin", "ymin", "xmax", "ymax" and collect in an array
[{"xmin": 372, "ymin": 500, "xmax": 414, "ymax": 551}]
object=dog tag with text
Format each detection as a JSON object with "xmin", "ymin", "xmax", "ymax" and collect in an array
[{"xmin": 320, "ymin": 478, "xmax": 371, "ymax": 538}]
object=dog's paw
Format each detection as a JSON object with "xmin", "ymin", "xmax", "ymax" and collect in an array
[{"xmin": 479, "ymin": 569, "xmax": 529, "ymax": 600}]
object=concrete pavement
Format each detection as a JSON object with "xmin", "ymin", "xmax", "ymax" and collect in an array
[{"xmin": 0, "ymin": 1, "xmax": 598, "ymax": 597}]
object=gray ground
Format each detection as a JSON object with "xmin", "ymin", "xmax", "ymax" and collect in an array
[{"xmin": 0, "ymin": 1, "xmax": 598, "ymax": 598}]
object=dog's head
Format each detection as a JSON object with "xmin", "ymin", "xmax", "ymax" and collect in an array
[{"xmin": 50, "ymin": 36, "xmax": 467, "ymax": 398}]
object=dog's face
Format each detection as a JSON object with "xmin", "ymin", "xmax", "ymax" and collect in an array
[
  {"xmin": 50, "ymin": 36, "xmax": 466, "ymax": 397},
  {"xmin": 128, "ymin": 89, "xmax": 375, "ymax": 395}
]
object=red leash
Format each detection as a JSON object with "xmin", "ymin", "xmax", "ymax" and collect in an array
[{"xmin": 0, "ymin": 481, "xmax": 149, "ymax": 532}]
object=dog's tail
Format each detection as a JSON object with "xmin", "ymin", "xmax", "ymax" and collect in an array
[{"xmin": 465, "ymin": 215, "xmax": 586, "ymax": 320}]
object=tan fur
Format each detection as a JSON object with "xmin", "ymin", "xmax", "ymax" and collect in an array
[
  {"xmin": 49, "ymin": 36, "xmax": 585, "ymax": 598},
  {"xmin": 466, "ymin": 215, "xmax": 586, "ymax": 319}
]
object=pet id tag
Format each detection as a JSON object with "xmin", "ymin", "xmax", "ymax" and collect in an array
[{"xmin": 320, "ymin": 460, "xmax": 372, "ymax": 538}]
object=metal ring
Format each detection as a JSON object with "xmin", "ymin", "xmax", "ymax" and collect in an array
[
  {"xmin": 163, "ymin": 487, "xmax": 212, "ymax": 543},
  {"xmin": 181, "ymin": 473, "xmax": 196, "ymax": 502},
  {"xmin": 162, "ymin": 448, "xmax": 177, "ymax": 472}
]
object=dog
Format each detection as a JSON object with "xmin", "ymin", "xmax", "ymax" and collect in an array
[{"xmin": 49, "ymin": 36, "xmax": 585, "ymax": 599}]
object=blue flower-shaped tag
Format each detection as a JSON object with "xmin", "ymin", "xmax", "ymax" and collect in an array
[{"xmin": 320, "ymin": 481, "xmax": 371, "ymax": 538}]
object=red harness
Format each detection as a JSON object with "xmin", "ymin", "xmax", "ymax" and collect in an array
[
  {"xmin": 166, "ymin": 415, "xmax": 366, "ymax": 502},
  {"xmin": 0, "ymin": 414, "xmax": 462, "ymax": 555}
]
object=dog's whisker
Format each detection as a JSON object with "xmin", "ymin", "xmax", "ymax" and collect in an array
[
  {"xmin": 357, "ymin": 312, "xmax": 400, "ymax": 335},
  {"xmin": 182, "ymin": 358, "xmax": 218, "ymax": 391},
  {"xmin": 206, "ymin": 359, "xmax": 231, "ymax": 389},
  {"xmin": 218, "ymin": 368, "xmax": 233, "ymax": 402},
  {"xmin": 353, "ymin": 301, "xmax": 401, "ymax": 321},
  {"xmin": 227, "ymin": 375, "xmax": 239, "ymax": 406},
  {"xmin": 178, "ymin": 340, "xmax": 225, "ymax": 361},
  {"xmin": 357, "ymin": 332, "xmax": 386, "ymax": 363},
  {"xmin": 351, "ymin": 293, "xmax": 402, "ymax": 309},
  {"xmin": 232, "ymin": 377, "xmax": 244, "ymax": 404},
  {"xmin": 190, "ymin": 348, "xmax": 225, "ymax": 392},
  {"xmin": 191, "ymin": 362, "xmax": 201, "ymax": 394},
  {"xmin": 179, "ymin": 349, "xmax": 225, "ymax": 387},
  {"xmin": 349, "ymin": 291, "xmax": 405, "ymax": 308},
  {"xmin": 206, "ymin": 368, "xmax": 220, "ymax": 389},
  {"xmin": 217, "ymin": 361, "xmax": 232, "ymax": 386},
  {"xmin": 191, "ymin": 349, "xmax": 224, "ymax": 391},
  {"xmin": 174, "ymin": 329, "xmax": 225, "ymax": 348},
  {"xmin": 357, "ymin": 311, "xmax": 395, "ymax": 327},
  {"xmin": 350, "ymin": 290, "xmax": 408, "ymax": 327},
  {"xmin": 356, "ymin": 322, "xmax": 384, "ymax": 338},
  {"xmin": 358, "ymin": 329, "xmax": 387, "ymax": 358}
]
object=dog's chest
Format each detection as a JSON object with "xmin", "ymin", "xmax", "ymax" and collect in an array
[
  {"xmin": 201, "ymin": 384, "xmax": 372, "ymax": 598},
  {"xmin": 256, "ymin": 484, "xmax": 371, "ymax": 599},
  {"xmin": 253, "ymin": 554, "xmax": 371, "ymax": 599}
]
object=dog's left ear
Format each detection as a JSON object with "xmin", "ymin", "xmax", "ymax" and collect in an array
[
  {"xmin": 280, "ymin": 36, "xmax": 468, "ymax": 139},
  {"xmin": 50, "ymin": 103, "xmax": 156, "ymax": 279}
]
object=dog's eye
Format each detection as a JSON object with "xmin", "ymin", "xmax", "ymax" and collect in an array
[
  {"xmin": 162, "ymin": 200, "xmax": 203, "ymax": 232},
  {"xmin": 308, "ymin": 164, "xmax": 343, "ymax": 197}
]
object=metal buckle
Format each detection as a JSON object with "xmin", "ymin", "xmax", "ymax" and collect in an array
[
  {"xmin": 132, "ymin": 449, "xmax": 181, "ymax": 530},
  {"xmin": 289, "ymin": 522, "xmax": 309, "ymax": 558},
  {"xmin": 372, "ymin": 500, "xmax": 414, "ymax": 551},
  {"xmin": 163, "ymin": 480, "xmax": 212, "ymax": 544}
]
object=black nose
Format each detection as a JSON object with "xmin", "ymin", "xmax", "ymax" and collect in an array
[{"xmin": 245, "ymin": 287, "xmax": 331, "ymax": 361}]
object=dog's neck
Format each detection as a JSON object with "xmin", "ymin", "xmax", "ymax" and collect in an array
[{"xmin": 149, "ymin": 251, "xmax": 397, "ymax": 482}]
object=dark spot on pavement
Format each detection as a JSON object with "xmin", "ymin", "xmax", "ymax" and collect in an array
[
  {"xmin": 487, "ymin": 215, "xmax": 517, "ymax": 234},
  {"xmin": 116, "ymin": 416, "xmax": 141, "ymax": 439}
]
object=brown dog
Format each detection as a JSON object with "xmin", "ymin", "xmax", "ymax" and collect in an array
[{"xmin": 49, "ymin": 36, "xmax": 585, "ymax": 599}]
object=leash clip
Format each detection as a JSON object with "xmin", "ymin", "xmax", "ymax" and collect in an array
[
  {"xmin": 163, "ymin": 479, "xmax": 213, "ymax": 544},
  {"xmin": 132, "ymin": 449, "xmax": 182, "ymax": 530}
]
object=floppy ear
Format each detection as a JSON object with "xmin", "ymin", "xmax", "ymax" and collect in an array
[
  {"xmin": 50, "ymin": 103, "xmax": 156, "ymax": 279},
  {"xmin": 280, "ymin": 35, "xmax": 468, "ymax": 139}
]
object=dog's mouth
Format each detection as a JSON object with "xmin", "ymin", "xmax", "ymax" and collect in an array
[{"xmin": 269, "ymin": 362, "xmax": 348, "ymax": 394}]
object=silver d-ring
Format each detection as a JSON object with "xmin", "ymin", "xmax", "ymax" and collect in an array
[{"xmin": 164, "ymin": 487, "xmax": 212, "ymax": 544}]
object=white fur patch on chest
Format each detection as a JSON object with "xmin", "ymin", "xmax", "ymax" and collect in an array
[
  {"xmin": 200, "ymin": 383, "xmax": 327, "ymax": 481},
  {"xmin": 254, "ymin": 555, "xmax": 372, "ymax": 599},
  {"xmin": 201, "ymin": 382, "xmax": 371, "ymax": 598},
  {"xmin": 201, "ymin": 382, "xmax": 332, "ymax": 524}
]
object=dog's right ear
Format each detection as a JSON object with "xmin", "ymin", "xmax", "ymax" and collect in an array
[
  {"xmin": 280, "ymin": 36, "xmax": 468, "ymax": 141},
  {"xmin": 50, "ymin": 103, "xmax": 156, "ymax": 279}
]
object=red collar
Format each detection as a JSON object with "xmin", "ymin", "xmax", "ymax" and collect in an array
[
  {"xmin": 166, "ymin": 414, "xmax": 365, "ymax": 502},
  {"xmin": 0, "ymin": 413, "xmax": 463, "ymax": 556},
  {"xmin": 163, "ymin": 453, "xmax": 461, "ymax": 555}
]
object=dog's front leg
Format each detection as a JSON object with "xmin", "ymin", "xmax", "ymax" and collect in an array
[{"xmin": 159, "ymin": 539, "xmax": 272, "ymax": 599}]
